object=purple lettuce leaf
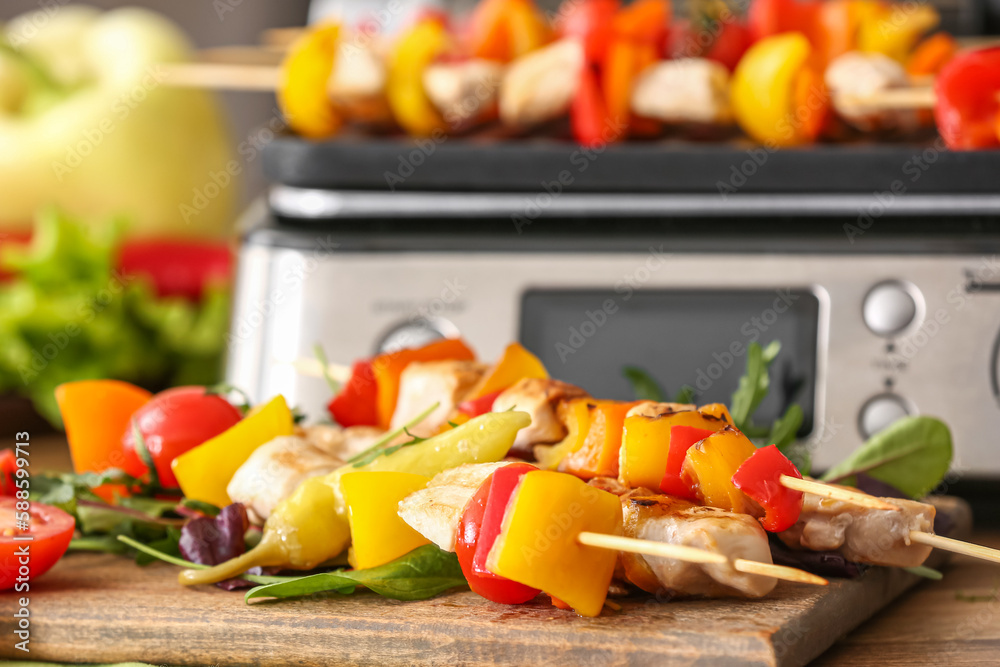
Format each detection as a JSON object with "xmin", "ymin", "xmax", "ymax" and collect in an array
[{"xmin": 178, "ymin": 503, "xmax": 273, "ymax": 590}]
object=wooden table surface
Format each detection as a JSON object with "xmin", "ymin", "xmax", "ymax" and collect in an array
[{"xmin": 12, "ymin": 435, "xmax": 1000, "ymax": 666}]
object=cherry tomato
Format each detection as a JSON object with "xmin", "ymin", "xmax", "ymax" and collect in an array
[
  {"xmin": 121, "ymin": 386, "xmax": 242, "ymax": 488},
  {"xmin": 456, "ymin": 463, "xmax": 540, "ymax": 604},
  {"xmin": 0, "ymin": 450, "xmax": 16, "ymax": 496},
  {"xmin": 0, "ymin": 498, "xmax": 75, "ymax": 590},
  {"xmin": 456, "ymin": 391, "xmax": 502, "ymax": 418}
]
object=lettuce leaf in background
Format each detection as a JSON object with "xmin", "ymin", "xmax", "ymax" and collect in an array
[{"xmin": 0, "ymin": 207, "xmax": 230, "ymax": 425}]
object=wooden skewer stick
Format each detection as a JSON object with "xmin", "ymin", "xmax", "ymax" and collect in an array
[
  {"xmin": 159, "ymin": 62, "xmax": 280, "ymax": 91},
  {"xmin": 779, "ymin": 475, "xmax": 901, "ymax": 512},
  {"xmin": 577, "ymin": 532, "xmax": 828, "ymax": 586},
  {"xmin": 910, "ymin": 530, "xmax": 1000, "ymax": 565}
]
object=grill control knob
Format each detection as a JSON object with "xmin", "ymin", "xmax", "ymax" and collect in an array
[
  {"xmin": 859, "ymin": 394, "xmax": 910, "ymax": 438},
  {"xmin": 863, "ymin": 282, "xmax": 918, "ymax": 336},
  {"xmin": 376, "ymin": 317, "xmax": 458, "ymax": 355}
]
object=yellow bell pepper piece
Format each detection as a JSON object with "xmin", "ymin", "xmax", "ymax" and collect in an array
[
  {"xmin": 698, "ymin": 403, "xmax": 734, "ymax": 425},
  {"xmin": 535, "ymin": 397, "xmax": 590, "ymax": 469},
  {"xmin": 278, "ymin": 23, "xmax": 342, "ymax": 139},
  {"xmin": 171, "ymin": 395, "xmax": 294, "ymax": 507},
  {"xmin": 619, "ymin": 409, "xmax": 729, "ymax": 489},
  {"xmin": 858, "ymin": 4, "xmax": 939, "ymax": 62},
  {"xmin": 681, "ymin": 426, "xmax": 758, "ymax": 514},
  {"xmin": 487, "ymin": 470, "xmax": 621, "ymax": 617},
  {"xmin": 731, "ymin": 32, "xmax": 814, "ymax": 147},
  {"xmin": 341, "ymin": 471, "xmax": 431, "ymax": 569},
  {"xmin": 387, "ymin": 19, "xmax": 450, "ymax": 137},
  {"xmin": 468, "ymin": 342, "xmax": 549, "ymax": 399}
]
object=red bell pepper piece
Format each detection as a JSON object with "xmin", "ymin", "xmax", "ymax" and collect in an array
[
  {"xmin": 730, "ymin": 444, "xmax": 804, "ymax": 532},
  {"xmin": 327, "ymin": 360, "xmax": 379, "ymax": 427},
  {"xmin": 748, "ymin": 0, "xmax": 820, "ymax": 43},
  {"xmin": 118, "ymin": 240, "xmax": 232, "ymax": 300},
  {"xmin": 659, "ymin": 426, "xmax": 715, "ymax": 499},
  {"xmin": 456, "ymin": 462, "xmax": 540, "ymax": 604},
  {"xmin": 571, "ymin": 65, "xmax": 615, "ymax": 147},
  {"xmin": 457, "ymin": 390, "xmax": 502, "ymax": 418},
  {"xmin": 934, "ymin": 47, "xmax": 1000, "ymax": 150},
  {"xmin": 0, "ymin": 449, "xmax": 17, "ymax": 497},
  {"xmin": 558, "ymin": 0, "xmax": 621, "ymax": 63}
]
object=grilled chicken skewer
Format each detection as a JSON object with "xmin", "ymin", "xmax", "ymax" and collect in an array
[{"xmin": 401, "ymin": 464, "xmax": 825, "ymax": 596}]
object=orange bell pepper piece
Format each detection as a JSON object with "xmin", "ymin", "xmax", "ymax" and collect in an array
[
  {"xmin": 468, "ymin": 342, "xmax": 548, "ymax": 400},
  {"xmin": 907, "ymin": 32, "xmax": 958, "ymax": 77},
  {"xmin": 373, "ymin": 338, "xmax": 477, "ymax": 429},
  {"xmin": 468, "ymin": 0, "xmax": 550, "ymax": 62},
  {"xmin": 681, "ymin": 426, "xmax": 759, "ymax": 514},
  {"xmin": 602, "ymin": 0, "xmax": 669, "ymax": 134},
  {"xmin": 814, "ymin": 0, "xmax": 862, "ymax": 67},
  {"xmin": 55, "ymin": 380, "xmax": 152, "ymax": 500},
  {"xmin": 619, "ymin": 408, "xmax": 729, "ymax": 490},
  {"xmin": 560, "ymin": 400, "xmax": 637, "ymax": 479},
  {"xmin": 278, "ymin": 23, "xmax": 342, "ymax": 139}
]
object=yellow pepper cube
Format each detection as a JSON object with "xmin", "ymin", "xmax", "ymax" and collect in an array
[
  {"xmin": 487, "ymin": 470, "xmax": 622, "ymax": 617},
  {"xmin": 172, "ymin": 395, "xmax": 294, "ymax": 507},
  {"xmin": 341, "ymin": 471, "xmax": 431, "ymax": 570},
  {"xmin": 681, "ymin": 426, "xmax": 759, "ymax": 514},
  {"xmin": 619, "ymin": 409, "xmax": 728, "ymax": 490}
]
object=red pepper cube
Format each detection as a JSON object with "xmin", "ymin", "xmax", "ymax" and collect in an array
[{"xmin": 731, "ymin": 444, "xmax": 804, "ymax": 532}]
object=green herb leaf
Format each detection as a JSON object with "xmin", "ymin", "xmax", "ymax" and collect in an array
[
  {"xmin": 820, "ymin": 416, "xmax": 953, "ymax": 499},
  {"xmin": 347, "ymin": 402, "xmax": 440, "ymax": 468},
  {"xmin": 204, "ymin": 383, "xmax": 253, "ymax": 414},
  {"xmin": 131, "ymin": 419, "xmax": 160, "ymax": 488},
  {"xmin": 673, "ymin": 385, "xmax": 696, "ymax": 404},
  {"xmin": 730, "ymin": 341, "xmax": 780, "ymax": 431},
  {"xmin": 180, "ymin": 498, "xmax": 221, "ymax": 517},
  {"xmin": 903, "ymin": 566, "xmax": 943, "ymax": 580},
  {"xmin": 769, "ymin": 404, "xmax": 809, "ymax": 474},
  {"xmin": 314, "ymin": 343, "xmax": 341, "ymax": 394},
  {"xmin": 244, "ymin": 545, "xmax": 468, "ymax": 603},
  {"xmin": 622, "ymin": 366, "xmax": 666, "ymax": 402}
]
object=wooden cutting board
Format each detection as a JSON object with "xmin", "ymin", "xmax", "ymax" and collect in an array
[{"xmin": 0, "ymin": 498, "xmax": 971, "ymax": 667}]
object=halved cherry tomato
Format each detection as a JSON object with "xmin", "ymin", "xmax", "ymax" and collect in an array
[
  {"xmin": 731, "ymin": 444, "xmax": 803, "ymax": 532},
  {"xmin": 328, "ymin": 360, "xmax": 379, "ymax": 427},
  {"xmin": 456, "ymin": 463, "xmax": 540, "ymax": 604},
  {"xmin": 121, "ymin": 387, "xmax": 243, "ymax": 488},
  {"xmin": 659, "ymin": 426, "xmax": 715, "ymax": 499},
  {"xmin": 457, "ymin": 391, "xmax": 502, "ymax": 418},
  {"xmin": 0, "ymin": 498, "xmax": 75, "ymax": 590}
]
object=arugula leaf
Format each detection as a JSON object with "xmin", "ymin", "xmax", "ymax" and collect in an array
[
  {"xmin": 904, "ymin": 566, "xmax": 943, "ymax": 580},
  {"xmin": 244, "ymin": 545, "xmax": 468, "ymax": 603},
  {"xmin": 314, "ymin": 342, "xmax": 341, "ymax": 394},
  {"xmin": 115, "ymin": 535, "xmax": 290, "ymax": 584},
  {"xmin": 131, "ymin": 419, "xmax": 160, "ymax": 488},
  {"xmin": 622, "ymin": 367, "xmax": 666, "ymax": 402},
  {"xmin": 347, "ymin": 402, "xmax": 440, "ymax": 467},
  {"xmin": 820, "ymin": 416, "xmax": 953, "ymax": 499},
  {"xmin": 768, "ymin": 404, "xmax": 809, "ymax": 474},
  {"xmin": 673, "ymin": 385, "xmax": 696, "ymax": 404},
  {"xmin": 730, "ymin": 341, "xmax": 780, "ymax": 431}
]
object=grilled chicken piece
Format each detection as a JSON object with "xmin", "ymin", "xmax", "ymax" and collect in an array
[
  {"xmin": 631, "ymin": 58, "xmax": 733, "ymax": 125},
  {"xmin": 620, "ymin": 492, "xmax": 777, "ymax": 598},
  {"xmin": 227, "ymin": 436, "xmax": 343, "ymax": 524},
  {"xmin": 398, "ymin": 462, "xmax": 510, "ymax": 551},
  {"xmin": 500, "ymin": 39, "xmax": 584, "ymax": 127},
  {"xmin": 778, "ymin": 491, "xmax": 935, "ymax": 568},
  {"xmin": 825, "ymin": 52, "xmax": 918, "ymax": 132},
  {"xmin": 390, "ymin": 360, "xmax": 488, "ymax": 437},
  {"xmin": 626, "ymin": 401, "xmax": 697, "ymax": 418},
  {"xmin": 327, "ymin": 38, "xmax": 392, "ymax": 125},
  {"xmin": 298, "ymin": 424, "xmax": 385, "ymax": 460},
  {"xmin": 493, "ymin": 378, "xmax": 589, "ymax": 455},
  {"xmin": 424, "ymin": 59, "xmax": 503, "ymax": 128}
]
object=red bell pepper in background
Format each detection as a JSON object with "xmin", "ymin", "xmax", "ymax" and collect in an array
[
  {"xmin": 934, "ymin": 47, "xmax": 1000, "ymax": 150},
  {"xmin": 659, "ymin": 425, "xmax": 715, "ymax": 499},
  {"xmin": 328, "ymin": 360, "xmax": 380, "ymax": 427},
  {"xmin": 118, "ymin": 240, "xmax": 232, "ymax": 301},
  {"xmin": 704, "ymin": 20, "xmax": 753, "ymax": 71},
  {"xmin": 456, "ymin": 462, "xmax": 541, "ymax": 604},
  {"xmin": 457, "ymin": 390, "xmax": 502, "ymax": 418},
  {"xmin": 558, "ymin": 0, "xmax": 620, "ymax": 63},
  {"xmin": 602, "ymin": 0, "xmax": 669, "ymax": 130},
  {"xmin": 731, "ymin": 444, "xmax": 804, "ymax": 532},
  {"xmin": 571, "ymin": 65, "xmax": 616, "ymax": 147},
  {"xmin": 748, "ymin": 0, "xmax": 819, "ymax": 43},
  {"xmin": 0, "ymin": 449, "xmax": 17, "ymax": 496}
]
